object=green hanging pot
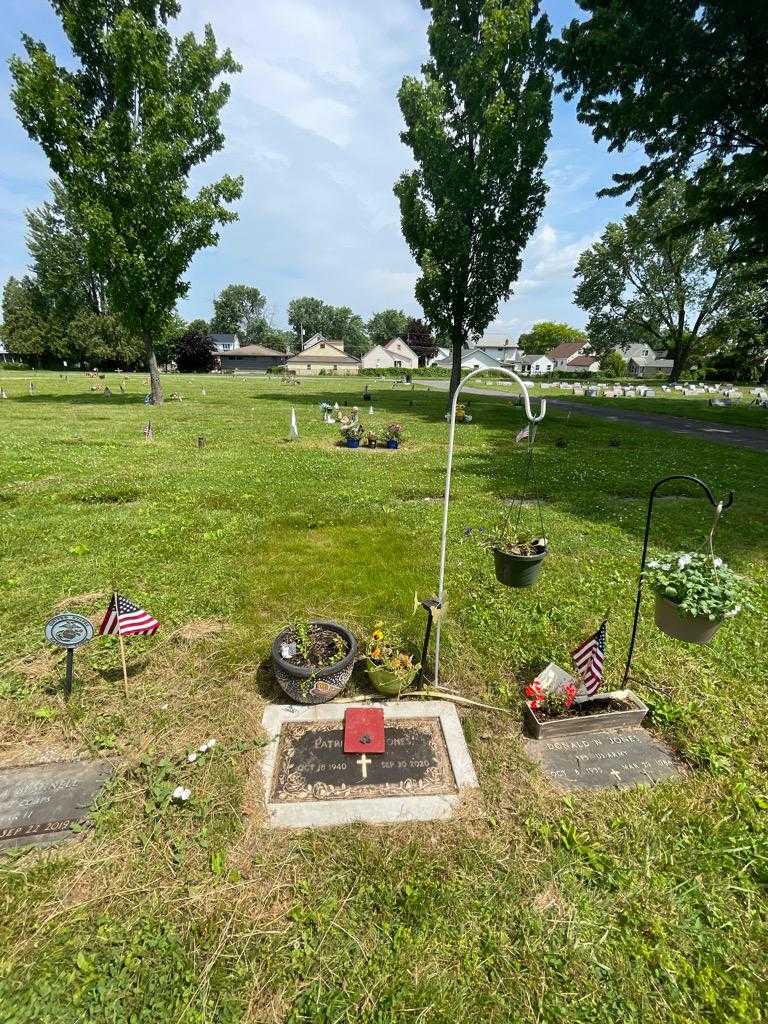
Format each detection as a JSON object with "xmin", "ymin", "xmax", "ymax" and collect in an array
[{"xmin": 493, "ymin": 546, "xmax": 548, "ymax": 588}]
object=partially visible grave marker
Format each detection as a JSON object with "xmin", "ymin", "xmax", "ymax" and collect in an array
[
  {"xmin": 525, "ymin": 728, "xmax": 682, "ymax": 791},
  {"xmin": 0, "ymin": 760, "xmax": 113, "ymax": 850}
]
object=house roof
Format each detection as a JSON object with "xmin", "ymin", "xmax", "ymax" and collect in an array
[
  {"xmin": 546, "ymin": 342, "xmax": 586, "ymax": 360},
  {"xmin": 568, "ymin": 355, "xmax": 599, "ymax": 367},
  {"xmin": 630, "ymin": 357, "xmax": 675, "ymax": 368},
  {"xmin": 384, "ymin": 337, "xmax": 418, "ymax": 359},
  {"xmin": 220, "ymin": 344, "xmax": 285, "ymax": 358},
  {"xmin": 286, "ymin": 347, "xmax": 360, "ymax": 365},
  {"xmin": 520, "ymin": 353, "xmax": 550, "ymax": 365}
]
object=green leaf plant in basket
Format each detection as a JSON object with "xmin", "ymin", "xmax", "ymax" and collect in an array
[
  {"xmin": 365, "ymin": 622, "xmax": 420, "ymax": 697},
  {"xmin": 644, "ymin": 551, "xmax": 753, "ymax": 645},
  {"xmin": 466, "ymin": 518, "xmax": 548, "ymax": 589}
]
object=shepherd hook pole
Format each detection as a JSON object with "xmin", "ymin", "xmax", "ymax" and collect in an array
[{"xmin": 433, "ymin": 369, "xmax": 546, "ymax": 686}]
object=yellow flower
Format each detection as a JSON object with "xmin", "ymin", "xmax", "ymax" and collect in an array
[
  {"xmin": 371, "ymin": 647, "xmax": 381, "ymax": 660},
  {"xmin": 372, "ymin": 629, "xmax": 384, "ymax": 642}
]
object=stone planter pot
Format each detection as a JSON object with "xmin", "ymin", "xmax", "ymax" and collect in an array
[
  {"xmin": 386, "ymin": 439, "xmax": 399, "ymax": 449},
  {"xmin": 365, "ymin": 657, "xmax": 418, "ymax": 697},
  {"xmin": 524, "ymin": 689, "xmax": 648, "ymax": 740},
  {"xmin": 272, "ymin": 620, "xmax": 357, "ymax": 705},
  {"xmin": 346, "ymin": 437, "xmax": 360, "ymax": 449},
  {"xmin": 493, "ymin": 547, "xmax": 547, "ymax": 588},
  {"xmin": 654, "ymin": 595, "xmax": 723, "ymax": 645}
]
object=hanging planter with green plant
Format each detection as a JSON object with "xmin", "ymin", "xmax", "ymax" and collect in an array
[{"xmin": 644, "ymin": 552, "xmax": 752, "ymax": 644}]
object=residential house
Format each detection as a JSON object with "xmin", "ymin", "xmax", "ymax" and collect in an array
[
  {"xmin": 219, "ymin": 344, "xmax": 286, "ymax": 373},
  {"xmin": 285, "ymin": 337, "xmax": 360, "ymax": 375},
  {"xmin": 628, "ymin": 356, "xmax": 675, "ymax": 379},
  {"xmin": 210, "ymin": 333, "xmax": 241, "ymax": 353},
  {"xmin": 474, "ymin": 338, "xmax": 523, "ymax": 365},
  {"xmin": 545, "ymin": 341, "xmax": 593, "ymax": 370},
  {"xmin": 427, "ymin": 346, "xmax": 450, "ymax": 367},
  {"xmin": 616, "ymin": 342, "xmax": 659, "ymax": 363},
  {"xmin": 560, "ymin": 355, "xmax": 600, "ymax": 374},
  {"xmin": 361, "ymin": 337, "xmax": 419, "ymax": 371},
  {"xmin": 436, "ymin": 347, "xmax": 503, "ymax": 372},
  {"xmin": 518, "ymin": 353, "xmax": 554, "ymax": 376}
]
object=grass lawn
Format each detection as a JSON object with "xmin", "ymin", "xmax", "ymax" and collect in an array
[
  {"xmin": 1, "ymin": 371, "xmax": 767, "ymax": 1024},
  {"xmin": 459, "ymin": 378, "xmax": 768, "ymax": 430}
]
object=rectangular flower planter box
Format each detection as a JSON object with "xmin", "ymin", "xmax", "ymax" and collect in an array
[{"xmin": 524, "ymin": 689, "xmax": 648, "ymax": 740}]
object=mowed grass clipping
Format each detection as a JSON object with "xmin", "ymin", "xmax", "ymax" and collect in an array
[{"xmin": 0, "ymin": 371, "xmax": 767, "ymax": 1024}]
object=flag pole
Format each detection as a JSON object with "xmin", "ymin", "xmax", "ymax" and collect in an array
[{"xmin": 114, "ymin": 591, "xmax": 129, "ymax": 697}]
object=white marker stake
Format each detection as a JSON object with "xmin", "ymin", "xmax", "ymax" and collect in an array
[{"xmin": 289, "ymin": 407, "xmax": 299, "ymax": 440}]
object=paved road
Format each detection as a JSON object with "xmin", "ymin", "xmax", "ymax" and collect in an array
[{"xmin": 419, "ymin": 380, "xmax": 768, "ymax": 454}]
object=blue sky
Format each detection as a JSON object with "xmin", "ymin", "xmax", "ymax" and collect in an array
[{"xmin": 0, "ymin": 0, "xmax": 641, "ymax": 341}]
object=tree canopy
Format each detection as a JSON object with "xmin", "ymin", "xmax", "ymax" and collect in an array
[
  {"xmin": 555, "ymin": 1, "xmax": 768, "ymax": 265},
  {"xmin": 1, "ymin": 182, "xmax": 143, "ymax": 368},
  {"xmin": 405, "ymin": 317, "xmax": 438, "ymax": 364},
  {"xmin": 174, "ymin": 327, "xmax": 217, "ymax": 373},
  {"xmin": 287, "ymin": 297, "xmax": 369, "ymax": 357},
  {"xmin": 574, "ymin": 181, "xmax": 752, "ymax": 380},
  {"xmin": 210, "ymin": 284, "xmax": 268, "ymax": 343},
  {"xmin": 516, "ymin": 321, "xmax": 586, "ymax": 353},
  {"xmin": 367, "ymin": 309, "xmax": 409, "ymax": 345},
  {"xmin": 395, "ymin": 0, "xmax": 552, "ymax": 397},
  {"xmin": 10, "ymin": 0, "xmax": 242, "ymax": 402}
]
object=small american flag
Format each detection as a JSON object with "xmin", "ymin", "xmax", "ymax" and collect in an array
[
  {"xmin": 515, "ymin": 425, "xmax": 529, "ymax": 444},
  {"xmin": 99, "ymin": 593, "xmax": 159, "ymax": 637},
  {"xmin": 571, "ymin": 620, "xmax": 607, "ymax": 696}
]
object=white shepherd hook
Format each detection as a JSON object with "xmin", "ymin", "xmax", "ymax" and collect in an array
[{"xmin": 433, "ymin": 368, "xmax": 547, "ymax": 686}]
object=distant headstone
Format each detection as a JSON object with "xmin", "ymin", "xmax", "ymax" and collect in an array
[
  {"xmin": 525, "ymin": 728, "xmax": 682, "ymax": 791},
  {"xmin": 0, "ymin": 760, "xmax": 113, "ymax": 849}
]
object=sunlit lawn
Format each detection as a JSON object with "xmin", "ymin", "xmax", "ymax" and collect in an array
[{"xmin": 1, "ymin": 371, "xmax": 766, "ymax": 1023}]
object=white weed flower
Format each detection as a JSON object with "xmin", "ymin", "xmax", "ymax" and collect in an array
[
  {"xmin": 677, "ymin": 554, "xmax": 693, "ymax": 568},
  {"xmin": 207, "ymin": 738, "xmax": 217, "ymax": 748},
  {"xmin": 187, "ymin": 752, "xmax": 198, "ymax": 763},
  {"xmin": 172, "ymin": 786, "xmax": 191, "ymax": 802},
  {"xmin": 199, "ymin": 743, "xmax": 209, "ymax": 753},
  {"xmin": 713, "ymin": 557, "xmax": 723, "ymax": 568}
]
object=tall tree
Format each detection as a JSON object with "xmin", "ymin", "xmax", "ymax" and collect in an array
[
  {"xmin": 287, "ymin": 297, "xmax": 369, "ymax": 357},
  {"xmin": 210, "ymin": 284, "xmax": 268, "ymax": 343},
  {"xmin": 174, "ymin": 327, "xmax": 217, "ymax": 373},
  {"xmin": 574, "ymin": 181, "xmax": 749, "ymax": 381},
  {"xmin": 1, "ymin": 182, "xmax": 144, "ymax": 369},
  {"xmin": 516, "ymin": 321, "xmax": 587, "ymax": 353},
  {"xmin": 405, "ymin": 316, "xmax": 438, "ymax": 365},
  {"xmin": 555, "ymin": 1, "xmax": 768, "ymax": 264},
  {"xmin": 287, "ymin": 297, "xmax": 327, "ymax": 346},
  {"xmin": 395, "ymin": 0, "xmax": 553, "ymax": 399},
  {"xmin": 10, "ymin": 0, "xmax": 243, "ymax": 404},
  {"xmin": 367, "ymin": 309, "xmax": 409, "ymax": 344}
]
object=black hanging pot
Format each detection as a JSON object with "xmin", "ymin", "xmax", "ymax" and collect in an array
[{"xmin": 492, "ymin": 546, "xmax": 548, "ymax": 588}]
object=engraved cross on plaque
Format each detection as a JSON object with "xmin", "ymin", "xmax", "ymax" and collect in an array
[{"xmin": 356, "ymin": 754, "xmax": 371, "ymax": 780}]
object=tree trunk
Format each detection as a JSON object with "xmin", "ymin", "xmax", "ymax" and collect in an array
[
  {"xmin": 143, "ymin": 331, "xmax": 164, "ymax": 405},
  {"xmin": 448, "ymin": 326, "xmax": 466, "ymax": 406},
  {"xmin": 668, "ymin": 337, "xmax": 691, "ymax": 382},
  {"xmin": 760, "ymin": 355, "xmax": 768, "ymax": 386}
]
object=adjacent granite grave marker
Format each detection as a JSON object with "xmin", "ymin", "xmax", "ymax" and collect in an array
[
  {"xmin": 0, "ymin": 760, "xmax": 113, "ymax": 850},
  {"xmin": 261, "ymin": 701, "xmax": 479, "ymax": 828},
  {"xmin": 525, "ymin": 728, "xmax": 682, "ymax": 791}
]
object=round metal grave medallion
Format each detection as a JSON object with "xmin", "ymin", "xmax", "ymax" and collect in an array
[{"xmin": 45, "ymin": 613, "xmax": 94, "ymax": 649}]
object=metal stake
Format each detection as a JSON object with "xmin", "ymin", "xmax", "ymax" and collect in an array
[
  {"xmin": 433, "ymin": 368, "xmax": 546, "ymax": 686},
  {"xmin": 65, "ymin": 649, "xmax": 74, "ymax": 700},
  {"xmin": 622, "ymin": 474, "xmax": 735, "ymax": 685}
]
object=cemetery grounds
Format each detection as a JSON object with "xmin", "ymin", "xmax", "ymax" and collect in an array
[{"xmin": 0, "ymin": 371, "xmax": 766, "ymax": 1024}]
